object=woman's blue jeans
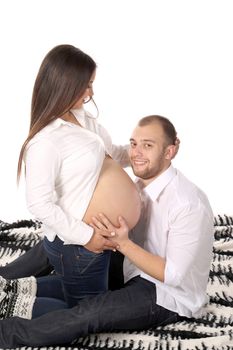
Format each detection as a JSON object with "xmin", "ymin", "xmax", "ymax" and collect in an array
[{"xmin": 42, "ymin": 236, "xmax": 111, "ymax": 307}]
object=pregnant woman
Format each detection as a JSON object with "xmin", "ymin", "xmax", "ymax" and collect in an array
[{"xmin": 0, "ymin": 44, "xmax": 141, "ymax": 320}]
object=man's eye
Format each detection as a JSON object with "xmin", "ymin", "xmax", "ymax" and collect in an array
[
  {"xmin": 144, "ymin": 144, "xmax": 152, "ymax": 148},
  {"xmin": 130, "ymin": 142, "xmax": 136, "ymax": 148}
]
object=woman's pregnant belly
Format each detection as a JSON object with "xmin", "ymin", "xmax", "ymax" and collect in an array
[{"xmin": 83, "ymin": 157, "xmax": 141, "ymax": 229}]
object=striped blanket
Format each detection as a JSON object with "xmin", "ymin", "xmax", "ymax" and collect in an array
[{"xmin": 0, "ymin": 215, "xmax": 233, "ymax": 350}]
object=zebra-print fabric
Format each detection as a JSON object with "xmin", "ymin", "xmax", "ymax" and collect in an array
[{"xmin": 0, "ymin": 215, "xmax": 233, "ymax": 350}]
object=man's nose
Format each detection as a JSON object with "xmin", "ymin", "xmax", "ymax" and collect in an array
[{"xmin": 133, "ymin": 145, "xmax": 143, "ymax": 156}]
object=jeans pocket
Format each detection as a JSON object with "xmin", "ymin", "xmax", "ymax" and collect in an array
[
  {"xmin": 44, "ymin": 244, "xmax": 64, "ymax": 277},
  {"xmin": 73, "ymin": 246, "xmax": 106, "ymax": 275}
]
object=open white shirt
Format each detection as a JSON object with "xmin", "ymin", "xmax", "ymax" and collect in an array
[
  {"xmin": 24, "ymin": 108, "xmax": 129, "ymax": 245},
  {"xmin": 124, "ymin": 165, "xmax": 214, "ymax": 318}
]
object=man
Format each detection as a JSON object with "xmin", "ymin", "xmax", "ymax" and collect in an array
[{"xmin": 0, "ymin": 115, "xmax": 214, "ymax": 348}]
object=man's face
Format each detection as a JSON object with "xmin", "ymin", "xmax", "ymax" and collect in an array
[{"xmin": 129, "ymin": 122, "xmax": 170, "ymax": 185}]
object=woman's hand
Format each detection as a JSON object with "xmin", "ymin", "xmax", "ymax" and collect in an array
[
  {"xmin": 91, "ymin": 214, "xmax": 166, "ymax": 282},
  {"xmin": 91, "ymin": 213, "xmax": 130, "ymax": 251},
  {"xmin": 84, "ymin": 226, "xmax": 118, "ymax": 253}
]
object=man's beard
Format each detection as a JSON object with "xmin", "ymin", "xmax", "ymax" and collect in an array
[
  {"xmin": 131, "ymin": 156, "xmax": 165, "ymax": 181},
  {"xmin": 131, "ymin": 165, "xmax": 155, "ymax": 180}
]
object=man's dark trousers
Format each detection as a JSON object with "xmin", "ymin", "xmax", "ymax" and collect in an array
[{"xmin": 0, "ymin": 276, "xmax": 178, "ymax": 348}]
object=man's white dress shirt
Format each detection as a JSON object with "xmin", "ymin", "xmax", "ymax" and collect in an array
[
  {"xmin": 124, "ymin": 165, "xmax": 214, "ymax": 318},
  {"xmin": 24, "ymin": 108, "xmax": 129, "ymax": 246}
]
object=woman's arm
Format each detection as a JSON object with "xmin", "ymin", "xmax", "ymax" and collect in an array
[
  {"xmin": 25, "ymin": 139, "xmax": 93, "ymax": 245},
  {"xmin": 25, "ymin": 139, "xmax": 120, "ymax": 251}
]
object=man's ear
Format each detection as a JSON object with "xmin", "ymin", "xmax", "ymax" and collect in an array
[{"xmin": 165, "ymin": 144, "xmax": 178, "ymax": 160}]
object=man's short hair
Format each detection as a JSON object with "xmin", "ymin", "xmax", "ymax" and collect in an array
[{"xmin": 138, "ymin": 115, "xmax": 177, "ymax": 145}]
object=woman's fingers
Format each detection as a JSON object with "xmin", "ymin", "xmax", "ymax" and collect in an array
[
  {"xmin": 90, "ymin": 222, "xmax": 115, "ymax": 239},
  {"xmin": 103, "ymin": 240, "xmax": 118, "ymax": 252},
  {"xmin": 91, "ymin": 216, "xmax": 107, "ymax": 230},
  {"xmin": 97, "ymin": 213, "xmax": 115, "ymax": 231}
]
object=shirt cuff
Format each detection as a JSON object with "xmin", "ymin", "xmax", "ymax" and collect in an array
[{"xmin": 63, "ymin": 221, "xmax": 94, "ymax": 245}]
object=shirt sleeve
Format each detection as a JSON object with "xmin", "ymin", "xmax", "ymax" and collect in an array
[
  {"xmin": 111, "ymin": 144, "xmax": 130, "ymax": 168},
  {"xmin": 96, "ymin": 123, "xmax": 130, "ymax": 167},
  {"xmin": 164, "ymin": 201, "xmax": 214, "ymax": 287},
  {"xmin": 24, "ymin": 138, "xmax": 93, "ymax": 245}
]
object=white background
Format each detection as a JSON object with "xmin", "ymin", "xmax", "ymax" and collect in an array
[{"xmin": 0, "ymin": 0, "xmax": 232, "ymax": 222}]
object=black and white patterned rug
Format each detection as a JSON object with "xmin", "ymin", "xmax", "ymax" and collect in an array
[{"xmin": 0, "ymin": 215, "xmax": 233, "ymax": 350}]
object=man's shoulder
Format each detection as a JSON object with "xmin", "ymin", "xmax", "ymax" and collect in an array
[
  {"xmin": 175, "ymin": 170, "xmax": 201, "ymax": 191},
  {"xmin": 168, "ymin": 169, "xmax": 210, "ymax": 208}
]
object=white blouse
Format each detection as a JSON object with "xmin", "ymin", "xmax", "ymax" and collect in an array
[{"xmin": 24, "ymin": 108, "xmax": 129, "ymax": 245}]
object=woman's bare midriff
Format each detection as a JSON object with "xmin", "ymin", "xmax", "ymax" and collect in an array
[{"xmin": 83, "ymin": 156, "xmax": 141, "ymax": 229}]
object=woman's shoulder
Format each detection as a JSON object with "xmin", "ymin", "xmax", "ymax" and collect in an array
[
  {"xmin": 27, "ymin": 125, "xmax": 62, "ymax": 154},
  {"xmin": 28, "ymin": 118, "xmax": 66, "ymax": 145}
]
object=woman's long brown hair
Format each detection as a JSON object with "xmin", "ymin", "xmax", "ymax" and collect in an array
[{"xmin": 17, "ymin": 44, "xmax": 96, "ymax": 183}]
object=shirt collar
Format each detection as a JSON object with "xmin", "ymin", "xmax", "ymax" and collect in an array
[
  {"xmin": 71, "ymin": 108, "xmax": 87, "ymax": 127},
  {"xmin": 143, "ymin": 165, "xmax": 177, "ymax": 202},
  {"xmin": 70, "ymin": 108, "xmax": 95, "ymax": 128},
  {"xmin": 46, "ymin": 108, "xmax": 87, "ymax": 131},
  {"xmin": 49, "ymin": 118, "xmax": 68, "ymax": 129}
]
